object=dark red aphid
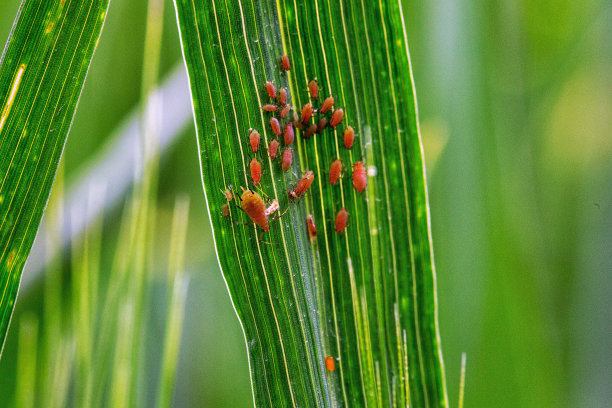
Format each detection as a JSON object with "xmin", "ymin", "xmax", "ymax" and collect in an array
[
  {"xmin": 289, "ymin": 170, "xmax": 314, "ymax": 200},
  {"xmin": 301, "ymin": 103, "xmax": 314, "ymax": 124},
  {"xmin": 317, "ymin": 117, "xmax": 327, "ymax": 134},
  {"xmin": 320, "ymin": 96, "xmax": 334, "ymax": 114},
  {"xmin": 335, "ymin": 208, "xmax": 348, "ymax": 234},
  {"xmin": 265, "ymin": 81, "xmax": 276, "ymax": 99},
  {"xmin": 279, "ymin": 88, "xmax": 288, "ymax": 105},
  {"xmin": 281, "ymin": 54, "xmax": 291, "ymax": 71},
  {"xmin": 303, "ymin": 124, "xmax": 317, "ymax": 139},
  {"xmin": 306, "ymin": 215, "xmax": 317, "ymax": 239},
  {"xmin": 249, "ymin": 129, "xmax": 260, "ymax": 153},
  {"xmin": 284, "ymin": 122, "xmax": 295, "ymax": 145},
  {"xmin": 309, "ymin": 79, "xmax": 319, "ymax": 99},
  {"xmin": 325, "ymin": 356, "xmax": 336, "ymax": 372},
  {"xmin": 222, "ymin": 203, "xmax": 230, "ymax": 218},
  {"xmin": 329, "ymin": 159, "xmax": 342, "ymax": 185},
  {"xmin": 280, "ymin": 104, "xmax": 291, "ymax": 119},
  {"xmin": 343, "ymin": 126, "xmax": 355, "ymax": 149},
  {"xmin": 270, "ymin": 117, "xmax": 281, "ymax": 136},
  {"xmin": 263, "ymin": 104, "xmax": 278, "ymax": 112},
  {"xmin": 268, "ymin": 139, "xmax": 279, "ymax": 159},
  {"xmin": 282, "ymin": 148, "xmax": 293, "ymax": 171},
  {"xmin": 330, "ymin": 108, "xmax": 344, "ymax": 128},
  {"xmin": 250, "ymin": 158, "xmax": 262, "ymax": 185},
  {"xmin": 352, "ymin": 161, "xmax": 367, "ymax": 192}
]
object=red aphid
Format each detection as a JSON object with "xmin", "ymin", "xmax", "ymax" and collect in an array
[
  {"xmin": 352, "ymin": 161, "xmax": 367, "ymax": 192},
  {"xmin": 317, "ymin": 117, "xmax": 327, "ymax": 134},
  {"xmin": 250, "ymin": 158, "xmax": 262, "ymax": 185},
  {"xmin": 279, "ymin": 88, "xmax": 287, "ymax": 105},
  {"xmin": 281, "ymin": 54, "xmax": 291, "ymax": 71},
  {"xmin": 241, "ymin": 189, "xmax": 270, "ymax": 231},
  {"xmin": 301, "ymin": 103, "xmax": 314, "ymax": 124},
  {"xmin": 320, "ymin": 96, "xmax": 334, "ymax": 113},
  {"xmin": 330, "ymin": 108, "xmax": 344, "ymax": 128},
  {"xmin": 306, "ymin": 215, "xmax": 317, "ymax": 239},
  {"xmin": 335, "ymin": 208, "xmax": 348, "ymax": 234},
  {"xmin": 249, "ymin": 129, "xmax": 260, "ymax": 153},
  {"xmin": 329, "ymin": 159, "xmax": 342, "ymax": 185},
  {"xmin": 309, "ymin": 79, "xmax": 319, "ymax": 99},
  {"xmin": 263, "ymin": 104, "xmax": 278, "ymax": 112},
  {"xmin": 265, "ymin": 81, "xmax": 276, "ymax": 99},
  {"xmin": 343, "ymin": 126, "xmax": 355, "ymax": 149},
  {"xmin": 289, "ymin": 170, "xmax": 315, "ymax": 200},
  {"xmin": 281, "ymin": 148, "xmax": 293, "ymax": 171},
  {"xmin": 280, "ymin": 104, "xmax": 291, "ymax": 119},
  {"xmin": 268, "ymin": 139, "xmax": 279, "ymax": 159},
  {"xmin": 284, "ymin": 122, "xmax": 295, "ymax": 145},
  {"xmin": 325, "ymin": 356, "xmax": 336, "ymax": 372},
  {"xmin": 303, "ymin": 124, "xmax": 317, "ymax": 139},
  {"xmin": 270, "ymin": 117, "xmax": 281, "ymax": 136}
]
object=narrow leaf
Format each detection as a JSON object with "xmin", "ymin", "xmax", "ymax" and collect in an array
[
  {"xmin": 0, "ymin": 0, "xmax": 110, "ymax": 352},
  {"xmin": 174, "ymin": 0, "xmax": 447, "ymax": 406}
]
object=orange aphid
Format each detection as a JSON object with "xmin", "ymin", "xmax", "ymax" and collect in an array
[
  {"xmin": 280, "ymin": 104, "xmax": 291, "ymax": 119},
  {"xmin": 330, "ymin": 108, "xmax": 344, "ymax": 128},
  {"xmin": 335, "ymin": 208, "xmax": 348, "ymax": 234},
  {"xmin": 249, "ymin": 129, "xmax": 260, "ymax": 153},
  {"xmin": 289, "ymin": 170, "xmax": 315, "ymax": 200},
  {"xmin": 241, "ymin": 189, "xmax": 270, "ymax": 231},
  {"xmin": 343, "ymin": 126, "xmax": 355, "ymax": 149},
  {"xmin": 281, "ymin": 147, "xmax": 293, "ymax": 171},
  {"xmin": 250, "ymin": 158, "xmax": 262, "ymax": 185},
  {"xmin": 329, "ymin": 159, "xmax": 342, "ymax": 185},
  {"xmin": 317, "ymin": 117, "xmax": 327, "ymax": 134},
  {"xmin": 279, "ymin": 88, "xmax": 288, "ymax": 105},
  {"xmin": 222, "ymin": 203, "xmax": 230, "ymax": 218},
  {"xmin": 268, "ymin": 139, "xmax": 279, "ymax": 159},
  {"xmin": 284, "ymin": 122, "xmax": 294, "ymax": 145},
  {"xmin": 265, "ymin": 81, "xmax": 276, "ymax": 99},
  {"xmin": 325, "ymin": 356, "xmax": 336, "ymax": 372},
  {"xmin": 352, "ymin": 161, "xmax": 367, "ymax": 192},
  {"xmin": 301, "ymin": 103, "xmax": 314, "ymax": 124},
  {"xmin": 303, "ymin": 124, "xmax": 317, "ymax": 139},
  {"xmin": 306, "ymin": 215, "xmax": 317, "ymax": 239},
  {"xmin": 270, "ymin": 117, "xmax": 281, "ymax": 136},
  {"xmin": 223, "ymin": 188, "xmax": 233, "ymax": 202},
  {"xmin": 262, "ymin": 104, "xmax": 278, "ymax": 112},
  {"xmin": 281, "ymin": 54, "xmax": 291, "ymax": 70},
  {"xmin": 309, "ymin": 79, "xmax": 319, "ymax": 99},
  {"xmin": 320, "ymin": 96, "xmax": 334, "ymax": 113}
]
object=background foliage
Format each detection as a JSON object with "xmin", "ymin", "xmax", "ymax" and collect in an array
[{"xmin": 0, "ymin": 0, "xmax": 610, "ymax": 407}]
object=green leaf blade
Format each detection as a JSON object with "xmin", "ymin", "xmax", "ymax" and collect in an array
[{"xmin": 0, "ymin": 0, "xmax": 110, "ymax": 352}]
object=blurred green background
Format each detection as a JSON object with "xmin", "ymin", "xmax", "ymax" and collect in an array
[{"xmin": 0, "ymin": 0, "xmax": 610, "ymax": 406}]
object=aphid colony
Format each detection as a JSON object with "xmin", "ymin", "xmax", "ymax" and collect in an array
[{"xmin": 221, "ymin": 54, "xmax": 367, "ymax": 244}]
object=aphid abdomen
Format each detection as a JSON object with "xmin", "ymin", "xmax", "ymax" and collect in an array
[
  {"xmin": 281, "ymin": 148, "xmax": 293, "ymax": 171},
  {"xmin": 306, "ymin": 215, "xmax": 317, "ymax": 239},
  {"xmin": 284, "ymin": 122, "xmax": 295, "ymax": 145},
  {"xmin": 241, "ymin": 190, "xmax": 270, "ymax": 231},
  {"xmin": 249, "ymin": 129, "xmax": 260, "ymax": 153},
  {"xmin": 344, "ymin": 126, "xmax": 355, "ymax": 149},
  {"xmin": 325, "ymin": 356, "xmax": 336, "ymax": 372},
  {"xmin": 320, "ymin": 96, "xmax": 334, "ymax": 113},
  {"xmin": 270, "ymin": 117, "xmax": 281, "ymax": 136},
  {"xmin": 268, "ymin": 139, "xmax": 279, "ymax": 159},
  {"xmin": 329, "ymin": 159, "xmax": 342, "ymax": 185},
  {"xmin": 335, "ymin": 208, "xmax": 348, "ymax": 234},
  {"xmin": 352, "ymin": 161, "xmax": 367, "ymax": 192},
  {"xmin": 250, "ymin": 158, "xmax": 262, "ymax": 185},
  {"xmin": 330, "ymin": 108, "xmax": 344, "ymax": 128},
  {"xmin": 281, "ymin": 54, "xmax": 291, "ymax": 71},
  {"xmin": 265, "ymin": 81, "xmax": 276, "ymax": 99}
]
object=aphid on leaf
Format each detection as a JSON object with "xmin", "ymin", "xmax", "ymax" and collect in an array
[
  {"xmin": 281, "ymin": 54, "xmax": 291, "ymax": 70},
  {"xmin": 343, "ymin": 126, "xmax": 355, "ymax": 149},
  {"xmin": 265, "ymin": 81, "xmax": 276, "ymax": 99},
  {"xmin": 325, "ymin": 356, "xmax": 336, "ymax": 372},
  {"xmin": 308, "ymin": 79, "xmax": 319, "ymax": 99},
  {"xmin": 306, "ymin": 215, "xmax": 317, "ymax": 239},
  {"xmin": 352, "ymin": 161, "xmax": 367, "ymax": 192},
  {"xmin": 262, "ymin": 104, "xmax": 278, "ymax": 112},
  {"xmin": 284, "ymin": 122, "xmax": 294, "ymax": 145},
  {"xmin": 268, "ymin": 139, "xmax": 279, "ymax": 159},
  {"xmin": 316, "ymin": 117, "xmax": 327, "ymax": 134},
  {"xmin": 281, "ymin": 147, "xmax": 293, "ymax": 171},
  {"xmin": 320, "ymin": 96, "xmax": 334, "ymax": 114},
  {"xmin": 279, "ymin": 88, "xmax": 287, "ymax": 105},
  {"xmin": 222, "ymin": 203, "xmax": 230, "ymax": 218},
  {"xmin": 329, "ymin": 159, "xmax": 342, "ymax": 185},
  {"xmin": 303, "ymin": 124, "xmax": 317, "ymax": 139},
  {"xmin": 289, "ymin": 170, "xmax": 314, "ymax": 200},
  {"xmin": 270, "ymin": 117, "xmax": 281, "ymax": 136},
  {"xmin": 330, "ymin": 108, "xmax": 344, "ymax": 128},
  {"xmin": 335, "ymin": 208, "xmax": 348, "ymax": 234},
  {"xmin": 240, "ymin": 189, "xmax": 270, "ymax": 232},
  {"xmin": 223, "ymin": 188, "xmax": 233, "ymax": 202},
  {"xmin": 250, "ymin": 158, "xmax": 262, "ymax": 185},
  {"xmin": 249, "ymin": 129, "xmax": 260, "ymax": 153},
  {"xmin": 280, "ymin": 104, "xmax": 291, "ymax": 119},
  {"xmin": 301, "ymin": 103, "xmax": 314, "ymax": 124}
]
